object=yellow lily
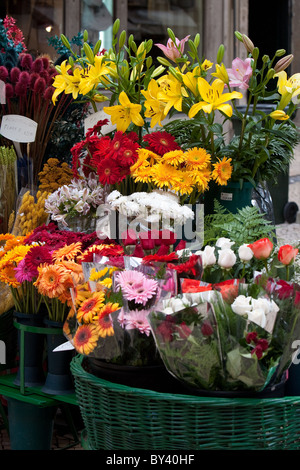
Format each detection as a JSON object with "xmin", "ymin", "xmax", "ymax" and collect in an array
[
  {"xmin": 182, "ymin": 71, "xmax": 199, "ymax": 96},
  {"xmin": 52, "ymin": 60, "xmax": 72, "ymax": 104},
  {"xmin": 141, "ymin": 79, "xmax": 168, "ymax": 128},
  {"xmin": 188, "ymin": 78, "xmax": 243, "ymax": 118},
  {"xmin": 103, "ymin": 91, "xmax": 144, "ymax": 132},
  {"xmin": 275, "ymin": 70, "xmax": 300, "ymax": 109},
  {"xmin": 79, "ymin": 55, "xmax": 111, "ymax": 95},
  {"xmin": 157, "ymin": 73, "xmax": 188, "ymax": 115},
  {"xmin": 64, "ymin": 67, "xmax": 84, "ymax": 100}
]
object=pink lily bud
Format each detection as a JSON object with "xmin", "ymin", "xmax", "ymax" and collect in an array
[
  {"xmin": 242, "ymin": 34, "xmax": 255, "ymax": 54},
  {"xmin": 155, "ymin": 35, "xmax": 190, "ymax": 62},
  {"xmin": 274, "ymin": 54, "xmax": 294, "ymax": 73}
]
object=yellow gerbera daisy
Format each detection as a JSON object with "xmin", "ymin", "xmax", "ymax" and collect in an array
[
  {"xmin": 150, "ymin": 162, "xmax": 178, "ymax": 189},
  {"xmin": 171, "ymin": 171, "xmax": 194, "ymax": 195},
  {"xmin": 184, "ymin": 147, "xmax": 211, "ymax": 169},
  {"xmin": 77, "ymin": 290, "xmax": 106, "ymax": 324},
  {"xmin": 94, "ymin": 303, "xmax": 119, "ymax": 338},
  {"xmin": 161, "ymin": 149, "xmax": 185, "ymax": 166},
  {"xmin": 73, "ymin": 323, "xmax": 99, "ymax": 355},
  {"xmin": 212, "ymin": 157, "xmax": 233, "ymax": 185}
]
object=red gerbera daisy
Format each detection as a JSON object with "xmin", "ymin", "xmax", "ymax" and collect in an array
[
  {"xmin": 90, "ymin": 135, "xmax": 112, "ymax": 167},
  {"xmin": 109, "ymin": 131, "xmax": 129, "ymax": 159},
  {"xmin": 143, "ymin": 131, "xmax": 181, "ymax": 156},
  {"xmin": 97, "ymin": 158, "xmax": 121, "ymax": 185},
  {"xmin": 119, "ymin": 140, "xmax": 139, "ymax": 167}
]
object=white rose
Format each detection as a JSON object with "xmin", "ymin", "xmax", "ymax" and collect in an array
[
  {"xmin": 218, "ymin": 248, "xmax": 237, "ymax": 269},
  {"xmin": 216, "ymin": 237, "xmax": 235, "ymax": 249},
  {"xmin": 251, "ymin": 298, "xmax": 272, "ymax": 315},
  {"xmin": 238, "ymin": 244, "xmax": 254, "ymax": 262},
  {"xmin": 231, "ymin": 295, "xmax": 252, "ymax": 315},
  {"xmin": 248, "ymin": 308, "xmax": 267, "ymax": 329},
  {"xmin": 197, "ymin": 245, "xmax": 216, "ymax": 268}
]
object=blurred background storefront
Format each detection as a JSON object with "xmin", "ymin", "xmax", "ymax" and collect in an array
[
  {"xmin": 0, "ymin": 0, "xmax": 299, "ymax": 102},
  {"xmin": 1, "ymin": 0, "xmax": 299, "ymax": 77}
]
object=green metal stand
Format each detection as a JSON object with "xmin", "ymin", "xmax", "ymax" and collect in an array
[{"xmin": 0, "ymin": 320, "xmax": 80, "ymax": 449}]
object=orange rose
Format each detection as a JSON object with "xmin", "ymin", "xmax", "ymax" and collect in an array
[
  {"xmin": 248, "ymin": 238, "xmax": 273, "ymax": 260},
  {"xmin": 278, "ymin": 244, "xmax": 299, "ymax": 265}
]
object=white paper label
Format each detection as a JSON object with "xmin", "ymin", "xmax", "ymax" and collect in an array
[
  {"xmin": 220, "ymin": 192, "xmax": 233, "ymax": 201},
  {"xmin": 53, "ymin": 341, "xmax": 75, "ymax": 352},
  {"xmin": 0, "ymin": 114, "xmax": 37, "ymax": 142},
  {"xmin": 84, "ymin": 109, "xmax": 116, "ymax": 135}
]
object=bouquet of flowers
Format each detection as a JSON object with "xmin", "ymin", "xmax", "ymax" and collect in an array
[
  {"xmin": 148, "ymin": 277, "xmax": 300, "ymax": 393},
  {"xmin": 44, "ymin": 172, "xmax": 107, "ymax": 231},
  {"xmin": 63, "ymin": 252, "xmax": 162, "ymax": 366}
]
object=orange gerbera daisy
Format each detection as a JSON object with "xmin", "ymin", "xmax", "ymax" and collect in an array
[
  {"xmin": 73, "ymin": 323, "xmax": 99, "ymax": 355},
  {"xmin": 57, "ymin": 260, "xmax": 84, "ymax": 284},
  {"xmin": 52, "ymin": 242, "xmax": 82, "ymax": 262},
  {"xmin": 212, "ymin": 157, "xmax": 233, "ymax": 185},
  {"xmin": 34, "ymin": 264, "xmax": 70, "ymax": 298},
  {"xmin": 76, "ymin": 290, "xmax": 106, "ymax": 324}
]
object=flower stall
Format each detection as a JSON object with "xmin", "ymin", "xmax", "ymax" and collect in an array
[{"xmin": 0, "ymin": 15, "xmax": 300, "ymax": 450}]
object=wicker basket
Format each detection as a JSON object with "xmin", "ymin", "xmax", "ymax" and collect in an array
[{"xmin": 70, "ymin": 355, "xmax": 300, "ymax": 450}]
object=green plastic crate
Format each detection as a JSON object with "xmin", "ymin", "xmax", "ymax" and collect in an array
[{"xmin": 71, "ymin": 355, "xmax": 300, "ymax": 450}]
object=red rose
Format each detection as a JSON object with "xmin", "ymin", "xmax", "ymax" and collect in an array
[
  {"xmin": 295, "ymin": 291, "xmax": 300, "ymax": 307},
  {"xmin": 248, "ymin": 238, "xmax": 273, "ymax": 260},
  {"xmin": 246, "ymin": 331, "xmax": 258, "ymax": 344},
  {"xmin": 178, "ymin": 321, "xmax": 192, "ymax": 339},
  {"xmin": 201, "ymin": 322, "xmax": 214, "ymax": 336},
  {"xmin": 278, "ymin": 244, "xmax": 299, "ymax": 265},
  {"xmin": 275, "ymin": 279, "xmax": 295, "ymax": 299}
]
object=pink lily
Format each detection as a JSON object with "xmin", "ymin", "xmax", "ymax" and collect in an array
[
  {"xmin": 155, "ymin": 35, "xmax": 190, "ymax": 62},
  {"xmin": 227, "ymin": 57, "xmax": 253, "ymax": 90}
]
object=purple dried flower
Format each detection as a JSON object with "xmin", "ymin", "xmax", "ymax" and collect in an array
[
  {"xmin": 19, "ymin": 53, "xmax": 33, "ymax": 70},
  {"xmin": 10, "ymin": 67, "xmax": 21, "ymax": 83},
  {"xmin": 33, "ymin": 77, "xmax": 46, "ymax": 94},
  {"xmin": 0, "ymin": 66, "xmax": 9, "ymax": 82}
]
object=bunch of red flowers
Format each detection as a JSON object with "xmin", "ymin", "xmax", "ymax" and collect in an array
[{"xmin": 71, "ymin": 123, "xmax": 140, "ymax": 186}]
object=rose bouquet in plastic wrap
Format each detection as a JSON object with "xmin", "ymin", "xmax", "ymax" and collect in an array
[{"xmin": 148, "ymin": 273, "xmax": 300, "ymax": 394}]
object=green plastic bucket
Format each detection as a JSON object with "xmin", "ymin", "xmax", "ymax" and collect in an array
[{"xmin": 6, "ymin": 397, "xmax": 56, "ymax": 450}]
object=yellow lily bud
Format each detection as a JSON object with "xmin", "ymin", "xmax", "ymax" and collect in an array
[
  {"xmin": 211, "ymin": 63, "xmax": 229, "ymax": 84},
  {"xmin": 269, "ymin": 109, "xmax": 289, "ymax": 120}
]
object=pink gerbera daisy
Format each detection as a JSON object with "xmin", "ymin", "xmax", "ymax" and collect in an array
[
  {"xmin": 14, "ymin": 258, "xmax": 36, "ymax": 282},
  {"xmin": 123, "ymin": 277, "xmax": 158, "ymax": 305},
  {"xmin": 114, "ymin": 270, "xmax": 145, "ymax": 291},
  {"xmin": 124, "ymin": 309, "xmax": 151, "ymax": 336}
]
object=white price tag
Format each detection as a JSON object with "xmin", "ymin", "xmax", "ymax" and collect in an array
[{"xmin": 0, "ymin": 114, "xmax": 37, "ymax": 143}]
